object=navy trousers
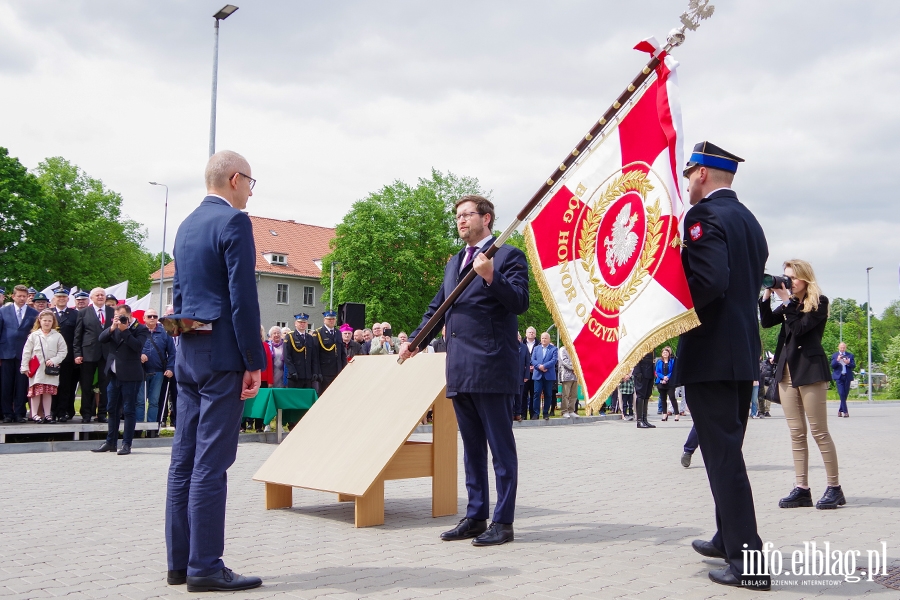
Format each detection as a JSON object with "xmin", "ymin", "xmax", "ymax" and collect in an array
[
  {"xmin": 105, "ymin": 374, "xmax": 140, "ymax": 447},
  {"xmin": 165, "ymin": 335, "xmax": 244, "ymax": 577},
  {"xmin": 835, "ymin": 375, "xmax": 851, "ymax": 414},
  {"xmin": 452, "ymin": 392, "xmax": 518, "ymax": 524},
  {"xmin": 0, "ymin": 358, "xmax": 28, "ymax": 420},
  {"xmin": 532, "ymin": 379, "xmax": 555, "ymax": 418},
  {"xmin": 685, "ymin": 381, "xmax": 763, "ymax": 580},
  {"xmin": 518, "ymin": 378, "xmax": 534, "ymax": 418},
  {"xmin": 683, "ymin": 425, "xmax": 699, "ymax": 454}
]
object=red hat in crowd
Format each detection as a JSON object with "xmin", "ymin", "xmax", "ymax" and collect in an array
[{"xmin": 339, "ymin": 323, "xmax": 353, "ymax": 332}]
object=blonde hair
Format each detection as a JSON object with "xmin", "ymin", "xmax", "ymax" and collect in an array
[
  {"xmin": 661, "ymin": 346, "xmax": 674, "ymax": 359},
  {"xmin": 784, "ymin": 259, "xmax": 823, "ymax": 313},
  {"xmin": 32, "ymin": 309, "xmax": 58, "ymax": 332}
]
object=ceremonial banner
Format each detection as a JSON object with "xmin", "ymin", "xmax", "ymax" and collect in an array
[{"xmin": 525, "ymin": 40, "xmax": 699, "ymax": 410}]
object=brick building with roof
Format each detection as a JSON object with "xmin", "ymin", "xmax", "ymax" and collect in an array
[{"xmin": 149, "ymin": 216, "xmax": 336, "ymax": 330}]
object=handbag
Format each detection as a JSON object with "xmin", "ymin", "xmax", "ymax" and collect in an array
[
  {"xmin": 38, "ymin": 336, "xmax": 61, "ymax": 376},
  {"xmin": 764, "ymin": 381, "xmax": 780, "ymax": 405}
]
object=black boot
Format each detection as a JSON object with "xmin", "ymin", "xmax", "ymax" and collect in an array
[
  {"xmin": 641, "ymin": 398, "xmax": 656, "ymax": 428},
  {"xmin": 779, "ymin": 486, "xmax": 813, "ymax": 508},
  {"xmin": 816, "ymin": 486, "xmax": 846, "ymax": 509}
]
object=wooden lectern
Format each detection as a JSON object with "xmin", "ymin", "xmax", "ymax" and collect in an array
[{"xmin": 252, "ymin": 354, "xmax": 458, "ymax": 527}]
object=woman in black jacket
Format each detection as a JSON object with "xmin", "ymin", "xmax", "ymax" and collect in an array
[{"xmin": 759, "ymin": 259, "xmax": 844, "ymax": 510}]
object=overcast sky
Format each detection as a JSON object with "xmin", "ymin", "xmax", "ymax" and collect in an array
[{"xmin": 1, "ymin": 1, "xmax": 898, "ymax": 312}]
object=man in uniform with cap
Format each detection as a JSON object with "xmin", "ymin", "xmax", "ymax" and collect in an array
[
  {"xmin": 51, "ymin": 288, "xmax": 79, "ymax": 422},
  {"xmin": 313, "ymin": 310, "xmax": 346, "ymax": 393},
  {"xmin": 74, "ymin": 290, "xmax": 90, "ymax": 311},
  {"xmin": 26, "ymin": 287, "xmax": 36, "ymax": 308},
  {"xmin": 283, "ymin": 313, "xmax": 319, "ymax": 390},
  {"xmin": 0, "ymin": 288, "xmax": 6, "ymax": 305},
  {"xmin": 674, "ymin": 141, "xmax": 770, "ymax": 590}
]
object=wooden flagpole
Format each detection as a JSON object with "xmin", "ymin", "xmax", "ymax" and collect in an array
[{"xmin": 399, "ymin": 2, "xmax": 714, "ymax": 363}]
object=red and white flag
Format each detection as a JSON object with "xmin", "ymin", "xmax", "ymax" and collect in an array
[
  {"xmin": 525, "ymin": 40, "xmax": 699, "ymax": 410},
  {"xmin": 131, "ymin": 293, "xmax": 152, "ymax": 324}
]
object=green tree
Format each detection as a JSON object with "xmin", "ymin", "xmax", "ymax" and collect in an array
[
  {"xmin": 322, "ymin": 169, "xmax": 487, "ymax": 332},
  {"xmin": 0, "ymin": 147, "xmax": 45, "ymax": 286},
  {"xmin": 34, "ymin": 157, "xmax": 156, "ymax": 295}
]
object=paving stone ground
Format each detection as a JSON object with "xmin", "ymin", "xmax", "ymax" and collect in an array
[{"xmin": 1, "ymin": 401, "xmax": 897, "ymax": 599}]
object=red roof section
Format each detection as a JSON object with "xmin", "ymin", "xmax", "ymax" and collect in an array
[{"xmin": 150, "ymin": 215, "xmax": 335, "ymax": 280}]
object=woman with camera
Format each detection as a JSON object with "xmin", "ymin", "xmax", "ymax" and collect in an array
[
  {"xmin": 759, "ymin": 259, "xmax": 844, "ymax": 510},
  {"xmin": 20, "ymin": 310, "xmax": 67, "ymax": 423}
]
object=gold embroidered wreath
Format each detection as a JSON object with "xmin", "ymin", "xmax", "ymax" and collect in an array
[{"xmin": 577, "ymin": 170, "xmax": 664, "ymax": 313}]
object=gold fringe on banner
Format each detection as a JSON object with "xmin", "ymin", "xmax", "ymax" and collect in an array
[{"xmin": 523, "ymin": 223, "xmax": 700, "ymax": 413}]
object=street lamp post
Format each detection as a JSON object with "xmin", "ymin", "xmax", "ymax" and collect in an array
[
  {"xmin": 149, "ymin": 182, "xmax": 169, "ymax": 316},
  {"xmin": 866, "ymin": 267, "xmax": 873, "ymax": 404},
  {"xmin": 209, "ymin": 5, "xmax": 239, "ymax": 157}
]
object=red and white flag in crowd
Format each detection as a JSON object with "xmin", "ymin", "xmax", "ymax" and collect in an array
[
  {"xmin": 130, "ymin": 293, "xmax": 152, "ymax": 323},
  {"xmin": 524, "ymin": 39, "xmax": 699, "ymax": 410},
  {"xmin": 105, "ymin": 280, "xmax": 128, "ymax": 301}
]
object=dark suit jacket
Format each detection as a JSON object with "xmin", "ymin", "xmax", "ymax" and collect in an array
[
  {"xmin": 99, "ymin": 319, "xmax": 150, "ymax": 382},
  {"xmin": 531, "ymin": 344, "xmax": 558, "ymax": 381},
  {"xmin": 54, "ymin": 307, "xmax": 78, "ymax": 364},
  {"xmin": 411, "ymin": 238, "xmax": 529, "ymax": 395},
  {"xmin": 830, "ymin": 351, "xmax": 855, "ymax": 381},
  {"xmin": 0, "ymin": 303, "xmax": 39, "ymax": 359},
  {"xmin": 674, "ymin": 190, "xmax": 768, "ymax": 385},
  {"xmin": 74, "ymin": 304, "xmax": 115, "ymax": 362},
  {"xmin": 170, "ymin": 196, "xmax": 266, "ymax": 373},
  {"xmin": 759, "ymin": 295, "xmax": 831, "ymax": 387},
  {"xmin": 518, "ymin": 342, "xmax": 530, "ymax": 383}
]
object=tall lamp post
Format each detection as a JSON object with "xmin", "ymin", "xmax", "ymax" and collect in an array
[
  {"xmin": 866, "ymin": 267, "xmax": 873, "ymax": 404},
  {"xmin": 209, "ymin": 5, "xmax": 239, "ymax": 157},
  {"xmin": 149, "ymin": 182, "xmax": 169, "ymax": 316}
]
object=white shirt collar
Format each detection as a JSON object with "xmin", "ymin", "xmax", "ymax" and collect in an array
[
  {"xmin": 468, "ymin": 234, "xmax": 493, "ymax": 250},
  {"xmin": 706, "ymin": 187, "xmax": 733, "ymax": 198},
  {"xmin": 208, "ymin": 193, "xmax": 233, "ymax": 208}
]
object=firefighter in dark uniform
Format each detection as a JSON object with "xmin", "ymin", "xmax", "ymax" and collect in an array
[
  {"xmin": 312, "ymin": 310, "xmax": 346, "ymax": 393},
  {"xmin": 50, "ymin": 288, "xmax": 78, "ymax": 422},
  {"xmin": 283, "ymin": 313, "xmax": 319, "ymax": 389},
  {"xmin": 673, "ymin": 141, "xmax": 770, "ymax": 591}
]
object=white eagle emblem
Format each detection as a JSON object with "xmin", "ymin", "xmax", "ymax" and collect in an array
[{"xmin": 603, "ymin": 205, "xmax": 640, "ymax": 275}]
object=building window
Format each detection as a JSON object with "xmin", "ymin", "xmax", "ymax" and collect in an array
[
  {"xmin": 276, "ymin": 321, "xmax": 287, "ymax": 329},
  {"xmin": 165, "ymin": 286, "xmax": 173, "ymax": 306},
  {"xmin": 276, "ymin": 283, "xmax": 289, "ymax": 304},
  {"xmin": 272, "ymin": 254, "xmax": 287, "ymax": 265},
  {"xmin": 303, "ymin": 286, "xmax": 314, "ymax": 306}
]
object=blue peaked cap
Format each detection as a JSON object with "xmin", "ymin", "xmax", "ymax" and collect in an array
[{"xmin": 683, "ymin": 141, "xmax": 744, "ymax": 176}]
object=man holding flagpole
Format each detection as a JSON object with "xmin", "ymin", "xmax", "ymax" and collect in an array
[
  {"xmin": 400, "ymin": 195, "xmax": 529, "ymax": 546},
  {"xmin": 674, "ymin": 141, "xmax": 770, "ymax": 590}
]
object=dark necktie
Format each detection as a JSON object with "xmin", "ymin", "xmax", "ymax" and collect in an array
[{"xmin": 98, "ymin": 309, "xmax": 105, "ymax": 325}]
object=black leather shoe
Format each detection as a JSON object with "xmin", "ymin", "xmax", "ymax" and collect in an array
[
  {"xmin": 82, "ymin": 416, "xmax": 91, "ymax": 423},
  {"xmin": 636, "ymin": 420, "xmax": 649, "ymax": 428},
  {"xmin": 186, "ymin": 568, "xmax": 262, "ymax": 592},
  {"xmin": 816, "ymin": 485, "xmax": 846, "ymax": 509},
  {"xmin": 642, "ymin": 419, "xmax": 656, "ymax": 428},
  {"xmin": 97, "ymin": 416, "xmax": 108, "ymax": 423},
  {"xmin": 691, "ymin": 539, "xmax": 727, "ymax": 559},
  {"xmin": 2, "ymin": 417, "xmax": 11, "ymax": 423},
  {"xmin": 779, "ymin": 486, "xmax": 813, "ymax": 508},
  {"xmin": 708, "ymin": 567, "xmax": 771, "ymax": 590},
  {"xmin": 681, "ymin": 452, "xmax": 692, "ymax": 468},
  {"xmin": 472, "ymin": 522, "xmax": 514, "ymax": 546},
  {"xmin": 440, "ymin": 517, "xmax": 487, "ymax": 541},
  {"xmin": 117, "ymin": 444, "xmax": 131, "ymax": 455},
  {"xmin": 91, "ymin": 442, "xmax": 116, "ymax": 453},
  {"xmin": 167, "ymin": 569, "xmax": 187, "ymax": 585}
]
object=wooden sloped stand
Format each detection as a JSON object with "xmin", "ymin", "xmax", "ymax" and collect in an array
[{"xmin": 252, "ymin": 354, "xmax": 457, "ymax": 527}]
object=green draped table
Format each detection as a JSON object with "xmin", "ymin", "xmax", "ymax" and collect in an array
[{"xmin": 243, "ymin": 388, "xmax": 318, "ymax": 441}]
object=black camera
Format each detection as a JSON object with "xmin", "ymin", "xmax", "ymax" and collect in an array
[
  {"xmin": 762, "ymin": 274, "xmax": 792, "ymax": 290},
  {"xmin": 118, "ymin": 315, "xmax": 129, "ymax": 324},
  {"xmin": 383, "ymin": 327, "xmax": 393, "ymax": 338}
]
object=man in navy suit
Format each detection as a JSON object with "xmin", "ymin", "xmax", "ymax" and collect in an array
[
  {"xmin": 674, "ymin": 142, "xmax": 770, "ymax": 590},
  {"xmin": 0, "ymin": 285, "xmax": 39, "ymax": 422},
  {"xmin": 401, "ymin": 195, "xmax": 529, "ymax": 546},
  {"xmin": 831, "ymin": 342, "xmax": 855, "ymax": 417},
  {"xmin": 164, "ymin": 150, "xmax": 265, "ymax": 592},
  {"xmin": 530, "ymin": 332, "xmax": 557, "ymax": 420}
]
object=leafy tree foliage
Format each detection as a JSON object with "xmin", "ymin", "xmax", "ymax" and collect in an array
[
  {"xmin": 0, "ymin": 148, "xmax": 157, "ymax": 296},
  {"xmin": 505, "ymin": 231, "xmax": 552, "ymax": 335},
  {"xmin": 322, "ymin": 169, "xmax": 485, "ymax": 332}
]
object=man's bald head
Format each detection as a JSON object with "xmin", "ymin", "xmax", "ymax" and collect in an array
[{"xmin": 205, "ymin": 150, "xmax": 254, "ymax": 210}]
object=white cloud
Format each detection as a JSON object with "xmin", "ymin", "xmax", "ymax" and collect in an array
[{"xmin": 1, "ymin": 0, "xmax": 898, "ymax": 313}]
